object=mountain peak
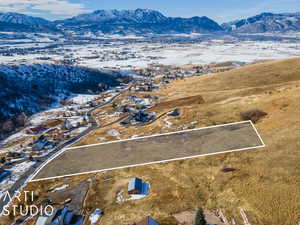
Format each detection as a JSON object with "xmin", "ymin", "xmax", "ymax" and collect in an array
[
  {"xmin": 0, "ymin": 12, "xmax": 58, "ymax": 33},
  {"xmin": 59, "ymin": 8, "xmax": 223, "ymax": 35},
  {"xmin": 0, "ymin": 12, "xmax": 51, "ymax": 26},
  {"xmin": 222, "ymin": 12, "xmax": 300, "ymax": 33},
  {"xmin": 69, "ymin": 8, "xmax": 168, "ymax": 24}
]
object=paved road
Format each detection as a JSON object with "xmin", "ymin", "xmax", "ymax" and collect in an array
[{"xmin": 0, "ymin": 88, "xmax": 127, "ymax": 214}]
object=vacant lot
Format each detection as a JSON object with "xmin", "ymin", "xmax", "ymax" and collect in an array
[{"xmin": 34, "ymin": 121, "xmax": 263, "ymax": 180}]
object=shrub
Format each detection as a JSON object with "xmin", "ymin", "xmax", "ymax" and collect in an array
[
  {"xmin": 221, "ymin": 167, "xmax": 236, "ymax": 173},
  {"xmin": 240, "ymin": 109, "xmax": 267, "ymax": 123},
  {"xmin": 195, "ymin": 208, "xmax": 207, "ymax": 225},
  {"xmin": 0, "ymin": 157, "xmax": 6, "ymax": 164}
]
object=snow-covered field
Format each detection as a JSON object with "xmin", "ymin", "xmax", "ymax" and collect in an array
[
  {"xmin": 70, "ymin": 94, "xmax": 99, "ymax": 104},
  {"xmin": 107, "ymin": 129, "xmax": 121, "ymax": 138},
  {"xmin": 87, "ymin": 40, "xmax": 300, "ymax": 69},
  {"xmin": 1, "ymin": 34, "xmax": 300, "ymax": 70}
]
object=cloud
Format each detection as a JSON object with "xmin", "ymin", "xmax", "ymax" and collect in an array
[{"xmin": 0, "ymin": 0, "xmax": 91, "ymax": 19}]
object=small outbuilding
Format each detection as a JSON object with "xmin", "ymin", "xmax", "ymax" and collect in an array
[
  {"xmin": 128, "ymin": 177, "xmax": 143, "ymax": 195},
  {"xmin": 135, "ymin": 216, "xmax": 160, "ymax": 225}
]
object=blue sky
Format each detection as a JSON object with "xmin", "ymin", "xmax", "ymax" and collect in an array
[{"xmin": 0, "ymin": 0, "xmax": 299, "ymax": 22}]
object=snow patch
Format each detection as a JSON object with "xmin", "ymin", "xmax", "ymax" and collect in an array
[
  {"xmin": 89, "ymin": 209, "xmax": 103, "ymax": 225},
  {"xmin": 1, "ymin": 130, "xmax": 29, "ymax": 145},
  {"xmin": 70, "ymin": 94, "xmax": 98, "ymax": 104},
  {"xmin": 51, "ymin": 184, "xmax": 69, "ymax": 192},
  {"xmin": 0, "ymin": 161, "xmax": 35, "ymax": 197},
  {"xmin": 164, "ymin": 118, "xmax": 173, "ymax": 128},
  {"xmin": 107, "ymin": 129, "xmax": 120, "ymax": 138}
]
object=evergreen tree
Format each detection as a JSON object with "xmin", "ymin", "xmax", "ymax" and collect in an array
[
  {"xmin": 0, "ymin": 157, "xmax": 6, "ymax": 164},
  {"xmin": 195, "ymin": 208, "xmax": 207, "ymax": 225}
]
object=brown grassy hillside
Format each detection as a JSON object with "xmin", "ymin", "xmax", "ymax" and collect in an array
[{"xmin": 6, "ymin": 58, "xmax": 300, "ymax": 225}]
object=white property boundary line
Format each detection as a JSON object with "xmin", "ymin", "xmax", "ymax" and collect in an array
[
  {"xmin": 30, "ymin": 120, "xmax": 265, "ymax": 182},
  {"xmin": 249, "ymin": 120, "xmax": 266, "ymax": 147}
]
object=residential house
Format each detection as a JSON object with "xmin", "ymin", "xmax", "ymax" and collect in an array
[
  {"xmin": 133, "ymin": 111, "xmax": 156, "ymax": 123},
  {"xmin": 27, "ymin": 125, "xmax": 47, "ymax": 135},
  {"xmin": 48, "ymin": 206, "xmax": 84, "ymax": 225},
  {"xmin": 32, "ymin": 135, "xmax": 56, "ymax": 151},
  {"xmin": 168, "ymin": 108, "xmax": 180, "ymax": 117}
]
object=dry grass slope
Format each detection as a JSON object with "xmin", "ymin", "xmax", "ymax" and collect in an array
[{"xmin": 4, "ymin": 58, "xmax": 300, "ymax": 225}]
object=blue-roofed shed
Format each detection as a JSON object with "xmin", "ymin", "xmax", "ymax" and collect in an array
[
  {"xmin": 136, "ymin": 216, "xmax": 160, "ymax": 225},
  {"xmin": 128, "ymin": 177, "xmax": 143, "ymax": 195}
]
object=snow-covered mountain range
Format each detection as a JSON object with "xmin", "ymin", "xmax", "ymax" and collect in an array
[
  {"xmin": 65, "ymin": 9, "xmax": 168, "ymax": 24},
  {"xmin": 1, "ymin": 9, "xmax": 300, "ymax": 35},
  {"xmin": 57, "ymin": 8, "xmax": 223, "ymax": 35},
  {"xmin": 0, "ymin": 12, "xmax": 58, "ymax": 32},
  {"xmin": 0, "ymin": 9, "xmax": 223, "ymax": 35},
  {"xmin": 222, "ymin": 12, "xmax": 300, "ymax": 33}
]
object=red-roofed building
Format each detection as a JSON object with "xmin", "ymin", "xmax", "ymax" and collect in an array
[{"xmin": 27, "ymin": 125, "xmax": 46, "ymax": 134}]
